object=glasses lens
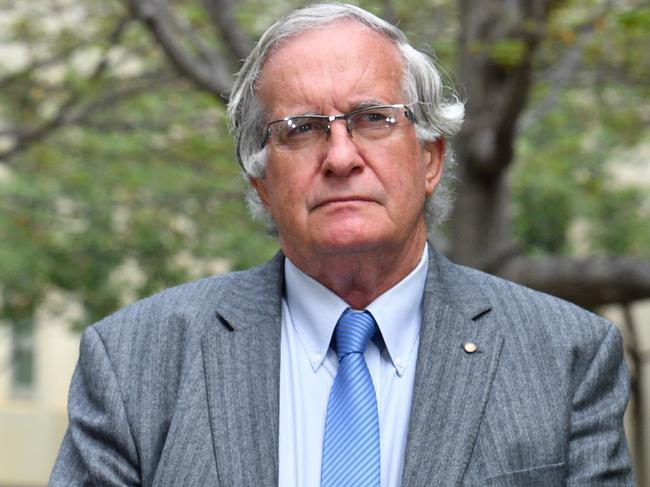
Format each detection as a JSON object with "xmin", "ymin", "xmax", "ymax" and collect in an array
[
  {"xmin": 349, "ymin": 106, "xmax": 406, "ymax": 139},
  {"xmin": 270, "ymin": 116, "xmax": 328, "ymax": 151}
]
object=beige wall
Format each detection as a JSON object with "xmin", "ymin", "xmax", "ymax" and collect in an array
[
  {"xmin": 0, "ymin": 302, "xmax": 79, "ymax": 487},
  {"xmin": 603, "ymin": 300, "xmax": 650, "ymax": 484}
]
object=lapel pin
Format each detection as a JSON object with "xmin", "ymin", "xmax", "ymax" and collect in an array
[{"xmin": 463, "ymin": 342, "xmax": 478, "ymax": 354}]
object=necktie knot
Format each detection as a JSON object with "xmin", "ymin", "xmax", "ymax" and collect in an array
[{"xmin": 334, "ymin": 309, "xmax": 377, "ymax": 359}]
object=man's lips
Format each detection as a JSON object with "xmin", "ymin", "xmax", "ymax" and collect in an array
[{"xmin": 311, "ymin": 196, "xmax": 377, "ymax": 210}]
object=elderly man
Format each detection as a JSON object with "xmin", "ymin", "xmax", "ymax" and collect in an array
[{"xmin": 50, "ymin": 3, "xmax": 634, "ymax": 486}]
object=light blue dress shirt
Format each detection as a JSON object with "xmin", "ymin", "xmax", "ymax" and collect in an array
[{"xmin": 278, "ymin": 245, "xmax": 428, "ymax": 487}]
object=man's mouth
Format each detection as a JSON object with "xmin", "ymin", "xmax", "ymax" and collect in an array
[{"xmin": 312, "ymin": 196, "xmax": 375, "ymax": 210}]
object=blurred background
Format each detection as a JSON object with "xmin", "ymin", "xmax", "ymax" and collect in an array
[{"xmin": 0, "ymin": 0, "xmax": 648, "ymax": 485}]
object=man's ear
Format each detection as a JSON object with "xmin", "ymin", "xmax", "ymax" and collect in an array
[
  {"xmin": 250, "ymin": 177, "xmax": 271, "ymax": 211},
  {"xmin": 423, "ymin": 138, "xmax": 445, "ymax": 196}
]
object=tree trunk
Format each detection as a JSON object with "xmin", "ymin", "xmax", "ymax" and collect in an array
[{"xmin": 451, "ymin": 0, "xmax": 554, "ymax": 268}]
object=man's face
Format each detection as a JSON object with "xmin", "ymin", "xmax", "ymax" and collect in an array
[{"xmin": 253, "ymin": 21, "xmax": 443, "ymax": 266}]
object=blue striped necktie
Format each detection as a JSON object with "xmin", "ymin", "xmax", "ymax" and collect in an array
[{"xmin": 320, "ymin": 309, "xmax": 380, "ymax": 487}]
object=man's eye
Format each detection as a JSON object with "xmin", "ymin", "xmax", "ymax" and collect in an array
[
  {"xmin": 354, "ymin": 110, "xmax": 395, "ymax": 129},
  {"xmin": 286, "ymin": 120, "xmax": 320, "ymax": 138},
  {"xmin": 362, "ymin": 112, "xmax": 388, "ymax": 123}
]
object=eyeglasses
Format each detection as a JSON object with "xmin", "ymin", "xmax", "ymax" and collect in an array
[{"xmin": 261, "ymin": 104, "xmax": 416, "ymax": 152}]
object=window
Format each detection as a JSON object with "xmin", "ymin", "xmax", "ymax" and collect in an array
[{"xmin": 11, "ymin": 325, "xmax": 35, "ymax": 398}]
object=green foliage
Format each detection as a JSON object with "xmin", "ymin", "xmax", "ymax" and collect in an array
[
  {"xmin": 616, "ymin": 8, "xmax": 650, "ymax": 34},
  {"xmin": 513, "ymin": 0, "xmax": 650, "ymax": 258},
  {"xmin": 1, "ymin": 78, "xmax": 277, "ymax": 328},
  {"xmin": 512, "ymin": 164, "xmax": 574, "ymax": 255},
  {"xmin": 488, "ymin": 39, "xmax": 528, "ymax": 68},
  {"xmin": 590, "ymin": 187, "xmax": 650, "ymax": 255}
]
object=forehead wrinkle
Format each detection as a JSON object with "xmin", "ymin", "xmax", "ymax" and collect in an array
[{"xmin": 324, "ymin": 56, "xmax": 375, "ymax": 111}]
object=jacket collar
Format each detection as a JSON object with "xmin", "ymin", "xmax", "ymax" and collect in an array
[
  {"xmin": 211, "ymin": 244, "xmax": 494, "ymax": 328},
  {"xmin": 212, "ymin": 251, "xmax": 285, "ymax": 331}
]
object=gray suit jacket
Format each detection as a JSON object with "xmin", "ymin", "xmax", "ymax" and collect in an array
[{"xmin": 50, "ymin": 248, "xmax": 634, "ymax": 486}]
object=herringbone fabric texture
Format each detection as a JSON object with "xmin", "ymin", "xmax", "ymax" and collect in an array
[{"xmin": 320, "ymin": 309, "xmax": 380, "ymax": 487}]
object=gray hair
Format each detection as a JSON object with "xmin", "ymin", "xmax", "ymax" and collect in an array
[{"xmin": 227, "ymin": 2, "xmax": 464, "ymax": 231}]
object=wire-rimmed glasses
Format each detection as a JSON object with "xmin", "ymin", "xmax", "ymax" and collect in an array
[{"xmin": 261, "ymin": 104, "xmax": 416, "ymax": 152}]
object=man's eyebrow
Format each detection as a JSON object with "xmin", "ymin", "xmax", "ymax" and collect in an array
[
  {"xmin": 351, "ymin": 100, "xmax": 385, "ymax": 110},
  {"xmin": 269, "ymin": 111, "xmax": 323, "ymax": 122}
]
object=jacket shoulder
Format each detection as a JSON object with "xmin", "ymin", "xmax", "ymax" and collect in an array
[
  {"xmin": 90, "ymin": 253, "xmax": 283, "ymax": 341},
  {"xmin": 433, "ymin": 253, "xmax": 617, "ymax": 345}
]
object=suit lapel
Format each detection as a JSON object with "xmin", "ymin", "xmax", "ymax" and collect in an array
[
  {"xmin": 201, "ymin": 253, "xmax": 284, "ymax": 487},
  {"xmin": 402, "ymin": 250, "xmax": 504, "ymax": 487}
]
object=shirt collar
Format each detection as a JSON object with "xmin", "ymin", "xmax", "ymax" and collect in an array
[{"xmin": 284, "ymin": 245, "xmax": 428, "ymax": 375}]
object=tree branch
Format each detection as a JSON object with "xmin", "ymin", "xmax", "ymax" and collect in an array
[
  {"xmin": 457, "ymin": 0, "xmax": 553, "ymax": 178},
  {"xmin": 0, "ymin": 11, "xmax": 132, "ymax": 90},
  {"xmin": 81, "ymin": 119, "xmax": 170, "ymax": 133},
  {"xmin": 0, "ymin": 13, "xmax": 153, "ymax": 164},
  {"xmin": 125, "ymin": 0, "xmax": 233, "ymax": 100},
  {"xmin": 69, "ymin": 73, "xmax": 175, "ymax": 123},
  {"xmin": 164, "ymin": 5, "xmax": 227, "ymax": 69},
  {"xmin": 518, "ymin": 4, "xmax": 612, "ymax": 132},
  {"xmin": 0, "ymin": 94, "xmax": 81, "ymax": 163},
  {"xmin": 202, "ymin": 0, "xmax": 253, "ymax": 62},
  {"xmin": 0, "ymin": 74, "xmax": 174, "ymax": 162},
  {"xmin": 496, "ymin": 254, "xmax": 650, "ymax": 309},
  {"xmin": 517, "ymin": 41, "xmax": 584, "ymax": 133},
  {"xmin": 0, "ymin": 44, "xmax": 82, "ymax": 90},
  {"xmin": 91, "ymin": 13, "xmax": 135, "ymax": 81}
]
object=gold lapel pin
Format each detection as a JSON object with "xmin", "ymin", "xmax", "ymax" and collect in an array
[{"xmin": 463, "ymin": 342, "xmax": 478, "ymax": 354}]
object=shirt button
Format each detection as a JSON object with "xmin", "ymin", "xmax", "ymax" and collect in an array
[
  {"xmin": 312, "ymin": 353, "xmax": 322, "ymax": 363},
  {"xmin": 394, "ymin": 357, "xmax": 404, "ymax": 368}
]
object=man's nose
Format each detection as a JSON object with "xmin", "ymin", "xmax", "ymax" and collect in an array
[{"xmin": 321, "ymin": 122, "xmax": 364, "ymax": 177}]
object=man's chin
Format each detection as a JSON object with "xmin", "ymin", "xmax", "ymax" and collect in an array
[{"xmin": 312, "ymin": 232, "xmax": 387, "ymax": 257}]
